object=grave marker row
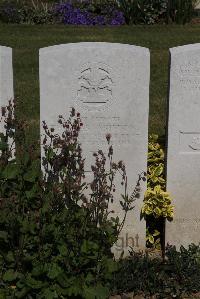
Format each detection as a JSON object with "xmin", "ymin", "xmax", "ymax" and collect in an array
[{"xmin": 1, "ymin": 43, "xmax": 200, "ymax": 256}]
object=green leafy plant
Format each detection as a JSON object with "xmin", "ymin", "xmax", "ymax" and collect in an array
[
  {"xmin": 117, "ymin": 0, "xmax": 168, "ymax": 24},
  {"xmin": 146, "ymin": 227, "xmax": 160, "ymax": 248},
  {"xmin": 142, "ymin": 134, "xmax": 174, "ymax": 250},
  {"xmin": 143, "ymin": 185, "xmax": 173, "ymax": 219},
  {"xmin": 111, "ymin": 244, "xmax": 200, "ymax": 297},
  {"xmin": 166, "ymin": 0, "xmax": 196, "ymax": 24},
  {"xmin": 0, "ymin": 0, "xmax": 55, "ymax": 24},
  {"xmin": 0, "ymin": 101, "xmax": 144, "ymax": 298}
]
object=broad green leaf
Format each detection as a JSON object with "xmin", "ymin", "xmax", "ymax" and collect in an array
[
  {"xmin": 148, "ymin": 235, "xmax": 154, "ymax": 244},
  {"xmin": 58, "ymin": 245, "xmax": 67, "ymax": 256},
  {"xmin": 0, "ymin": 231, "xmax": 8, "ymax": 243},
  {"xmin": 47, "ymin": 264, "xmax": 62, "ymax": 280},
  {"xmin": 26, "ymin": 275, "xmax": 44, "ymax": 289},
  {"xmin": 154, "ymin": 207, "xmax": 162, "ymax": 217},
  {"xmin": 40, "ymin": 289, "xmax": 57, "ymax": 299},
  {"xmin": 153, "ymin": 230, "xmax": 160, "ymax": 237},
  {"xmin": 15, "ymin": 286, "xmax": 30, "ymax": 298},
  {"xmin": 0, "ymin": 289, "xmax": 6, "ymax": 299},
  {"xmin": 47, "ymin": 148, "xmax": 55, "ymax": 160},
  {"xmin": 2, "ymin": 163, "xmax": 20, "ymax": 179},
  {"xmin": 31, "ymin": 264, "xmax": 44, "ymax": 277},
  {"xmin": 96, "ymin": 285, "xmax": 110, "ymax": 299},
  {"xmin": 3, "ymin": 269, "xmax": 18, "ymax": 282},
  {"xmin": 83, "ymin": 287, "xmax": 98, "ymax": 299},
  {"xmin": 148, "ymin": 151, "xmax": 154, "ymax": 158},
  {"xmin": 6, "ymin": 251, "xmax": 15, "ymax": 263},
  {"xmin": 25, "ymin": 185, "xmax": 39, "ymax": 199},
  {"xmin": 23, "ymin": 169, "xmax": 39, "ymax": 182},
  {"xmin": 106, "ymin": 259, "xmax": 118, "ymax": 273},
  {"xmin": 153, "ymin": 164, "xmax": 163, "ymax": 177},
  {"xmin": 0, "ymin": 141, "xmax": 8, "ymax": 151},
  {"xmin": 83, "ymin": 284, "xmax": 109, "ymax": 299}
]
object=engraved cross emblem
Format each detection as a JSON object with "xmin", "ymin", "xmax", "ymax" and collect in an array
[
  {"xmin": 77, "ymin": 63, "xmax": 113, "ymax": 105},
  {"xmin": 189, "ymin": 136, "xmax": 200, "ymax": 150}
]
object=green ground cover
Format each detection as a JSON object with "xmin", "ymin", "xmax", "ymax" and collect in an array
[{"xmin": 0, "ymin": 24, "xmax": 200, "ymax": 142}]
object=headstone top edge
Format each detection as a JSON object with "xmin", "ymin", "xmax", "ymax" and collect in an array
[
  {"xmin": 39, "ymin": 42, "xmax": 149, "ymax": 56},
  {"xmin": 0, "ymin": 46, "xmax": 12, "ymax": 54},
  {"xmin": 170, "ymin": 43, "xmax": 200, "ymax": 55}
]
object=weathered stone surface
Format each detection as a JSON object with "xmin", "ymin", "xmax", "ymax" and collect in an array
[
  {"xmin": 122, "ymin": 292, "xmax": 134, "ymax": 299},
  {"xmin": 39, "ymin": 42, "xmax": 150, "ymax": 257},
  {"xmin": 166, "ymin": 44, "xmax": 200, "ymax": 248},
  {"xmin": 109, "ymin": 296, "xmax": 121, "ymax": 299},
  {"xmin": 195, "ymin": 3, "xmax": 200, "ymax": 9},
  {"xmin": 0, "ymin": 46, "xmax": 13, "ymax": 131},
  {"xmin": 133, "ymin": 295, "xmax": 145, "ymax": 299}
]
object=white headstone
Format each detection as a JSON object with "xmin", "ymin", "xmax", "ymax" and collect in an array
[
  {"xmin": 39, "ymin": 42, "xmax": 150, "ymax": 257},
  {"xmin": 0, "ymin": 46, "xmax": 13, "ymax": 104},
  {"xmin": 0, "ymin": 46, "xmax": 13, "ymax": 122},
  {"xmin": 166, "ymin": 44, "xmax": 200, "ymax": 248}
]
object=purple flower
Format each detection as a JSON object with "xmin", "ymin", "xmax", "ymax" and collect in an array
[{"xmin": 54, "ymin": 1, "xmax": 125, "ymax": 26}]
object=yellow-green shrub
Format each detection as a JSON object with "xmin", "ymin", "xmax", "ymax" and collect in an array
[
  {"xmin": 143, "ymin": 185, "xmax": 173, "ymax": 220},
  {"xmin": 142, "ymin": 134, "xmax": 174, "ymax": 248}
]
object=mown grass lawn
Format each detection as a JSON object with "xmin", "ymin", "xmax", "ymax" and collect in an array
[{"xmin": 0, "ymin": 23, "xmax": 200, "ymax": 143}]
